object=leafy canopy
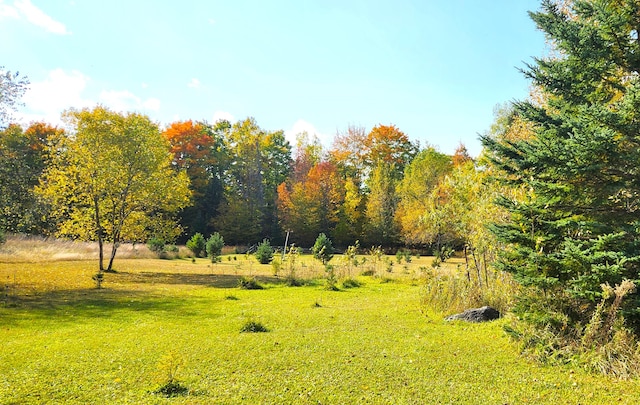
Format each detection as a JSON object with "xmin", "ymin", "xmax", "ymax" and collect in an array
[{"xmin": 38, "ymin": 106, "xmax": 190, "ymax": 272}]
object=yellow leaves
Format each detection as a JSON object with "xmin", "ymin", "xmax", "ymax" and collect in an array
[{"xmin": 38, "ymin": 106, "xmax": 191, "ymax": 246}]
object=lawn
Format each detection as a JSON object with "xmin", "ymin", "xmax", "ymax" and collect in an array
[{"xmin": 1, "ymin": 242, "xmax": 640, "ymax": 404}]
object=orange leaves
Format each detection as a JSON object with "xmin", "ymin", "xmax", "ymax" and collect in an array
[
  {"xmin": 365, "ymin": 124, "xmax": 417, "ymax": 169},
  {"xmin": 162, "ymin": 120, "xmax": 214, "ymax": 169},
  {"xmin": 162, "ymin": 120, "xmax": 219, "ymax": 198},
  {"xmin": 452, "ymin": 143, "xmax": 472, "ymax": 167},
  {"xmin": 277, "ymin": 160, "xmax": 345, "ymax": 246}
]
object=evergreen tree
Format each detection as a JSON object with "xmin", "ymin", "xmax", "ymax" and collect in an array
[{"xmin": 482, "ymin": 0, "xmax": 640, "ymax": 335}]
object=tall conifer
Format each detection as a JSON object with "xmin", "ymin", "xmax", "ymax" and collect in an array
[{"xmin": 482, "ymin": 0, "xmax": 640, "ymax": 333}]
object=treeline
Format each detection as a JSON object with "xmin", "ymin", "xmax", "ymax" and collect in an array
[{"xmin": 0, "ymin": 112, "xmax": 502, "ymax": 258}]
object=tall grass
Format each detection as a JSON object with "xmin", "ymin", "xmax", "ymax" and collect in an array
[
  {"xmin": 421, "ymin": 264, "xmax": 518, "ymax": 316},
  {"xmin": 0, "ymin": 234, "xmax": 159, "ymax": 263}
]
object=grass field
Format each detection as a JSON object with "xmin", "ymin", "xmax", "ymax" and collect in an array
[{"xmin": 1, "ymin": 237, "xmax": 640, "ymax": 404}]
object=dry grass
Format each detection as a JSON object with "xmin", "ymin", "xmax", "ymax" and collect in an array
[
  {"xmin": 0, "ymin": 234, "xmax": 159, "ymax": 263},
  {"xmin": 0, "ymin": 235, "xmax": 465, "ymax": 297}
]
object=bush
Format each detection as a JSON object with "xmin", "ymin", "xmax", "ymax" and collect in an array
[
  {"xmin": 238, "ymin": 276, "xmax": 263, "ymax": 290},
  {"xmin": 0, "ymin": 229, "xmax": 5, "ymax": 245},
  {"xmin": 186, "ymin": 233, "xmax": 206, "ymax": 257},
  {"xmin": 206, "ymin": 232, "xmax": 224, "ymax": 263},
  {"xmin": 396, "ymin": 249, "xmax": 412, "ymax": 264},
  {"xmin": 255, "ymin": 239, "xmax": 274, "ymax": 264},
  {"xmin": 342, "ymin": 278, "xmax": 361, "ymax": 289},
  {"xmin": 240, "ymin": 320, "xmax": 269, "ymax": 333},
  {"xmin": 312, "ymin": 233, "xmax": 334, "ymax": 265},
  {"xmin": 154, "ymin": 351, "xmax": 188, "ymax": 397},
  {"xmin": 271, "ymin": 256, "xmax": 281, "ymax": 276},
  {"xmin": 147, "ymin": 237, "xmax": 166, "ymax": 257}
]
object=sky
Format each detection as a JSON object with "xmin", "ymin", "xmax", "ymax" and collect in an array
[{"xmin": 1, "ymin": 0, "xmax": 547, "ymax": 156}]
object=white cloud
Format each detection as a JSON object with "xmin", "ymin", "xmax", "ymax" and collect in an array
[
  {"xmin": 0, "ymin": 1, "xmax": 19, "ymax": 18},
  {"xmin": 285, "ymin": 119, "xmax": 332, "ymax": 148},
  {"xmin": 99, "ymin": 90, "xmax": 161, "ymax": 113},
  {"xmin": 212, "ymin": 110, "xmax": 234, "ymax": 123},
  {"xmin": 19, "ymin": 68, "xmax": 91, "ymax": 125},
  {"xmin": 99, "ymin": 90, "xmax": 139, "ymax": 112},
  {"xmin": 142, "ymin": 98, "xmax": 161, "ymax": 111},
  {"xmin": 187, "ymin": 78, "xmax": 201, "ymax": 89},
  {"xmin": 17, "ymin": 68, "xmax": 161, "ymax": 127},
  {"xmin": 11, "ymin": 0, "xmax": 70, "ymax": 35}
]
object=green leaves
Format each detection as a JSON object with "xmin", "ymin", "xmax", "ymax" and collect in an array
[{"xmin": 482, "ymin": 0, "xmax": 640, "ymax": 335}]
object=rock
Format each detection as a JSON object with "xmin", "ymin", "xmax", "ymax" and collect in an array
[{"xmin": 445, "ymin": 306, "xmax": 500, "ymax": 323}]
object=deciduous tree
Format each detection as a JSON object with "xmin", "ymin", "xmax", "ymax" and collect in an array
[
  {"xmin": 0, "ymin": 67, "xmax": 29, "ymax": 128},
  {"xmin": 0, "ymin": 123, "xmax": 60, "ymax": 233},
  {"xmin": 38, "ymin": 106, "xmax": 190, "ymax": 273},
  {"xmin": 163, "ymin": 120, "xmax": 228, "ymax": 236},
  {"xmin": 395, "ymin": 147, "xmax": 453, "ymax": 248},
  {"xmin": 216, "ymin": 118, "xmax": 291, "ymax": 244}
]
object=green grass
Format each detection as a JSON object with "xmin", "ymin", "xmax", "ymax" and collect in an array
[{"xmin": 1, "ymin": 244, "xmax": 640, "ymax": 403}]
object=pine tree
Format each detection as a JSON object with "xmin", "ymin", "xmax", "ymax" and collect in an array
[{"xmin": 482, "ymin": 0, "xmax": 640, "ymax": 335}]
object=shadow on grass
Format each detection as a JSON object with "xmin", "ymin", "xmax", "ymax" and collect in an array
[
  {"xmin": 110, "ymin": 271, "xmax": 283, "ymax": 288},
  {"xmin": 0, "ymin": 272, "xmax": 301, "ymax": 326},
  {"xmin": 0, "ymin": 287, "xmax": 198, "ymax": 326}
]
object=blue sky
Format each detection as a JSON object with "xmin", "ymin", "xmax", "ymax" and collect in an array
[{"xmin": 1, "ymin": 0, "xmax": 546, "ymax": 156}]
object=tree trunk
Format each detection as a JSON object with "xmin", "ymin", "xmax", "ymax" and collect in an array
[
  {"xmin": 106, "ymin": 241, "xmax": 119, "ymax": 272},
  {"xmin": 94, "ymin": 196, "xmax": 104, "ymax": 273},
  {"xmin": 463, "ymin": 244, "xmax": 471, "ymax": 282}
]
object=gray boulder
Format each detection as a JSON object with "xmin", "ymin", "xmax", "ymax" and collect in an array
[{"xmin": 445, "ymin": 306, "xmax": 500, "ymax": 323}]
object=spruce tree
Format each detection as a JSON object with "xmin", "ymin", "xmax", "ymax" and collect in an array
[{"xmin": 482, "ymin": 0, "xmax": 640, "ymax": 335}]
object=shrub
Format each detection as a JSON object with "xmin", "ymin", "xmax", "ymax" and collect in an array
[
  {"xmin": 154, "ymin": 351, "xmax": 188, "ymax": 397},
  {"xmin": 396, "ymin": 249, "xmax": 412, "ymax": 264},
  {"xmin": 186, "ymin": 233, "xmax": 206, "ymax": 257},
  {"xmin": 238, "ymin": 276, "xmax": 263, "ymax": 290},
  {"xmin": 255, "ymin": 239, "xmax": 274, "ymax": 264},
  {"xmin": 342, "ymin": 278, "xmax": 361, "ymax": 289},
  {"xmin": 271, "ymin": 256, "xmax": 281, "ymax": 276},
  {"xmin": 240, "ymin": 320, "xmax": 269, "ymax": 333},
  {"xmin": 147, "ymin": 237, "xmax": 166, "ymax": 257},
  {"xmin": 312, "ymin": 233, "xmax": 334, "ymax": 265},
  {"xmin": 206, "ymin": 232, "xmax": 224, "ymax": 263},
  {"xmin": 284, "ymin": 244, "xmax": 300, "ymax": 283},
  {"xmin": 325, "ymin": 264, "xmax": 339, "ymax": 291},
  {"xmin": 0, "ymin": 229, "xmax": 5, "ymax": 245},
  {"xmin": 92, "ymin": 272, "xmax": 104, "ymax": 289}
]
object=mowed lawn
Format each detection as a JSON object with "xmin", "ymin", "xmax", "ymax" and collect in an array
[{"xmin": 1, "ymin": 253, "xmax": 640, "ymax": 404}]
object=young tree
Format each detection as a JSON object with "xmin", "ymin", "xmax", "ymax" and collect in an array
[
  {"xmin": 255, "ymin": 239, "xmax": 274, "ymax": 264},
  {"xmin": 482, "ymin": 0, "xmax": 640, "ymax": 337},
  {"xmin": 206, "ymin": 232, "xmax": 224, "ymax": 263},
  {"xmin": 312, "ymin": 233, "xmax": 334, "ymax": 265},
  {"xmin": 186, "ymin": 232, "xmax": 207, "ymax": 257},
  {"xmin": 38, "ymin": 106, "xmax": 191, "ymax": 273}
]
